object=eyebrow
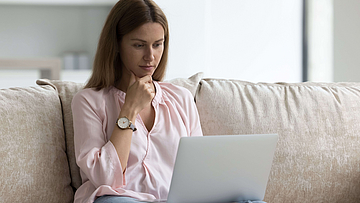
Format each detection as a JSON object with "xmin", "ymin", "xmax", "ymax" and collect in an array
[{"xmin": 131, "ymin": 38, "xmax": 164, "ymax": 43}]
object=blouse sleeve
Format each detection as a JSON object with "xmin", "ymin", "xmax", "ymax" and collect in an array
[
  {"xmin": 71, "ymin": 90, "xmax": 125, "ymax": 189},
  {"xmin": 183, "ymin": 88, "xmax": 203, "ymax": 137}
]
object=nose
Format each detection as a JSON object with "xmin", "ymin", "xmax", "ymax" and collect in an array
[{"xmin": 143, "ymin": 46, "xmax": 155, "ymax": 61}]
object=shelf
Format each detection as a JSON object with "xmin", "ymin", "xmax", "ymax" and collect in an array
[
  {"xmin": 0, "ymin": 58, "xmax": 61, "ymax": 80},
  {"xmin": 0, "ymin": 69, "xmax": 92, "ymax": 89},
  {"xmin": 0, "ymin": 0, "xmax": 117, "ymax": 6}
]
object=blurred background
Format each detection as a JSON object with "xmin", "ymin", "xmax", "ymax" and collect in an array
[{"xmin": 0, "ymin": 0, "xmax": 358, "ymax": 89}]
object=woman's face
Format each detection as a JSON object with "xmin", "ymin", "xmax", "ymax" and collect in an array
[{"xmin": 120, "ymin": 22, "xmax": 165, "ymax": 78}]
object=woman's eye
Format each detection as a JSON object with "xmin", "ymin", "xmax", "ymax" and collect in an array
[
  {"xmin": 153, "ymin": 43, "xmax": 163, "ymax": 48},
  {"xmin": 134, "ymin": 44, "xmax": 144, "ymax": 48}
]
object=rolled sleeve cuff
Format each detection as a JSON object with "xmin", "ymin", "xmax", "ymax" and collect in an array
[{"xmin": 103, "ymin": 141, "xmax": 126, "ymax": 187}]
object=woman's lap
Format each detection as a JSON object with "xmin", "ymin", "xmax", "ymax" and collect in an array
[
  {"xmin": 94, "ymin": 195, "xmax": 267, "ymax": 203},
  {"xmin": 94, "ymin": 196, "xmax": 143, "ymax": 203}
]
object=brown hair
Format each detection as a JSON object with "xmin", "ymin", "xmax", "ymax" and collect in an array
[{"xmin": 85, "ymin": 0, "xmax": 169, "ymax": 90}]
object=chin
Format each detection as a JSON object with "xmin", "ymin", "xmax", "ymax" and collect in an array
[
  {"xmin": 136, "ymin": 73, "xmax": 153, "ymax": 78},
  {"xmin": 140, "ymin": 70, "xmax": 155, "ymax": 77}
]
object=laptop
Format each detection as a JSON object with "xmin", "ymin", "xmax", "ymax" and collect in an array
[{"xmin": 159, "ymin": 134, "xmax": 278, "ymax": 203}]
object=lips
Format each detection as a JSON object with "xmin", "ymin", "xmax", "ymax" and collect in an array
[{"xmin": 139, "ymin": 66, "xmax": 154, "ymax": 71}]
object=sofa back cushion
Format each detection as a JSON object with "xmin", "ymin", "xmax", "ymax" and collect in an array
[
  {"xmin": 37, "ymin": 79, "xmax": 85, "ymax": 190},
  {"xmin": 0, "ymin": 86, "xmax": 73, "ymax": 203},
  {"xmin": 196, "ymin": 79, "xmax": 360, "ymax": 202}
]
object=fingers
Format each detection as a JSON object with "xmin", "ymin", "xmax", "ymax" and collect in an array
[
  {"xmin": 123, "ymin": 73, "xmax": 155, "ymax": 114},
  {"xmin": 135, "ymin": 75, "xmax": 154, "ymax": 92},
  {"xmin": 142, "ymin": 79, "xmax": 155, "ymax": 96},
  {"xmin": 140, "ymin": 76, "xmax": 155, "ymax": 99},
  {"xmin": 127, "ymin": 73, "xmax": 154, "ymax": 97}
]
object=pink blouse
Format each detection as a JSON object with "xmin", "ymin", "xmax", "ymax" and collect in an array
[{"xmin": 71, "ymin": 81, "xmax": 203, "ymax": 203}]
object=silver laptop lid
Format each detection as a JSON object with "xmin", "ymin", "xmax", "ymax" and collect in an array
[{"xmin": 167, "ymin": 134, "xmax": 278, "ymax": 203}]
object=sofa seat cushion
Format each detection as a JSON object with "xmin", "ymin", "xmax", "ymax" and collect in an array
[
  {"xmin": 0, "ymin": 86, "xmax": 73, "ymax": 203},
  {"xmin": 196, "ymin": 79, "xmax": 360, "ymax": 202}
]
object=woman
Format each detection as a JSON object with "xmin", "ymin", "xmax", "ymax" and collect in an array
[{"xmin": 71, "ymin": 0, "xmax": 203, "ymax": 202}]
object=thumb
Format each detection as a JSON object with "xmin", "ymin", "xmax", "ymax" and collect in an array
[{"xmin": 128, "ymin": 71, "xmax": 138, "ymax": 88}]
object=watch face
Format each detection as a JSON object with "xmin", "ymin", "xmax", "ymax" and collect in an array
[{"xmin": 118, "ymin": 117, "xmax": 129, "ymax": 129}]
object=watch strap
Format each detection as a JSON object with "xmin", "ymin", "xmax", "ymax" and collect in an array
[{"xmin": 129, "ymin": 122, "xmax": 137, "ymax": 132}]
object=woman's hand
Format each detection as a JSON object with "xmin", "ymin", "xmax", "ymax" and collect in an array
[{"xmin": 122, "ymin": 72, "xmax": 155, "ymax": 117}]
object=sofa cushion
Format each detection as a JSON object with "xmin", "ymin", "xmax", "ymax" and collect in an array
[
  {"xmin": 168, "ymin": 72, "xmax": 204, "ymax": 98},
  {"xmin": 0, "ymin": 86, "xmax": 73, "ymax": 203},
  {"xmin": 37, "ymin": 79, "xmax": 85, "ymax": 190},
  {"xmin": 36, "ymin": 72, "xmax": 203, "ymax": 191},
  {"xmin": 196, "ymin": 79, "xmax": 360, "ymax": 202}
]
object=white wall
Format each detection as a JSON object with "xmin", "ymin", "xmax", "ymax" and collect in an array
[
  {"xmin": 157, "ymin": 0, "xmax": 302, "ymax": 82},
  {"xmin": 307, "ymin": 0, "xmax": 333, "ymax": 82},
  {"xmin": 334, "ymin": 0, "xmax": 360, "ymax": 82},
  {"xmin": 0, "ymin": 0, "xmax": 303, "ymax": 89}
]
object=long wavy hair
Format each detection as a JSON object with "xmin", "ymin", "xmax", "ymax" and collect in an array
[{"xmin": 85, "ymin": 0, "xmax": 169, "ymax": 90}]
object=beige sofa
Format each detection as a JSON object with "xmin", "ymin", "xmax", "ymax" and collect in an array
[{"xmin": 1, "ymin": 72, "xmax": 360, "ymax": 203}]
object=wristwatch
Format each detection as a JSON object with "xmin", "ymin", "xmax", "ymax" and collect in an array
[{"xmin": 116, "ymin": 117, "xmax": 137, "ymax": 132}]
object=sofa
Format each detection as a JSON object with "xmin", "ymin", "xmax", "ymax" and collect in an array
[{"xmin": 1, "ymin": 72, "xmax": 360, "ymax": 203}]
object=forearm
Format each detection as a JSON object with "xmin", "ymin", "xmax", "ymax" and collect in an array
[
  {"xmin": 110, "ymin": 107, "xmax": 138, "ymax": 173},
  {"xmin": 110, "ymin": 73, "xmax": 154, "ymax": 173}
]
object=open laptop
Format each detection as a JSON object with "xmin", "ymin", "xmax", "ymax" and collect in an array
[{"xmin": 157, "ymin": 134, "xmax": 278, "ymax": 203}]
